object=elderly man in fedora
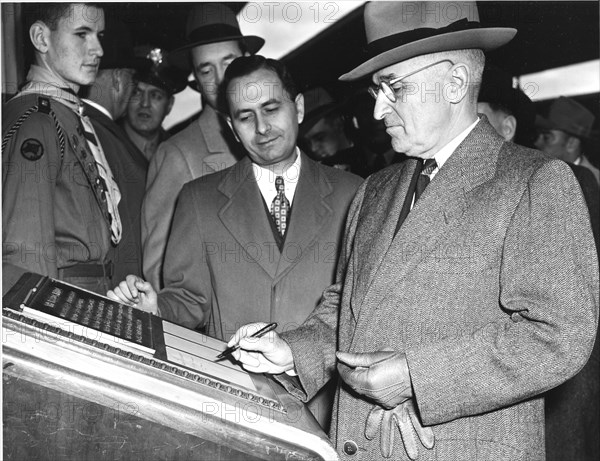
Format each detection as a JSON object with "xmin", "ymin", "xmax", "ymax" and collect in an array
[
  {"xmin": 535, "ymin": 96, "xmax": 600, "ymax": 184},
  {"xmin": 141, "ymin": 3, "xmax": 264, "ymax": 290},
  {"xmin": 226, "ymin": 2, "xmax": 599, "ymax": 460}
]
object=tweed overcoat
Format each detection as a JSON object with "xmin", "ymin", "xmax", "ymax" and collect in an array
[
  {"xmin": 142, "ymin": 105, "xmax": 243, "ymax": 289},
  {"xmin": 279, "ymin": 120, "xmax": 599, "ymax": 461}
]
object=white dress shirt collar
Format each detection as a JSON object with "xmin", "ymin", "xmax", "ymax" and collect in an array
[{"xmin": 252, "ymin": 147, "xmax": 302, "ymax": 207}]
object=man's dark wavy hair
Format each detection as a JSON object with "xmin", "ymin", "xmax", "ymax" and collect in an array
[{"xmin": 218, "ymin": 55, "xmax": 298, "ymax": 116}]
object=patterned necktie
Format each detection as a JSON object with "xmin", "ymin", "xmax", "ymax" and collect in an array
[
  {"xmin": 414, "ymin": 158, "xmax": 438, "ymax": 204},
  {"xmin": 271, "ymin": 176, "xmax": 290, "ymax": 236},
  {"xmin": 79, "ymin": 109, "xmax": 122, "ymax": 245}
]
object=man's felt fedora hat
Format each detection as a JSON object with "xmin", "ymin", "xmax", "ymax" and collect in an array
[
  {"xmin": 535, "ymin": 97, "xmax": 595, "ymax": 139},
  {"xmin": 169, "ymin": 3, "xmax": 264, "ymax": 72},
  {"xmin": 340, "ymin": 1, "xmax": 517, "ymax": 81}
]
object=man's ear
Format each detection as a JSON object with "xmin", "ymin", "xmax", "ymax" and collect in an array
[
  {"xmin": 565, "ymin": 135, "xmax": 581, "ymax": 153},
  {"xmin": 295, "ymin": 93, "xmax": 305, "ymax": 124},
  {"xmin": 226, "ymin": 117, "xmax": 241, "ymax": 142},
  {"xmin": 30, "ymin": 21, "xmax": 50, "ymax": 53},
  {"xmin": 447, "ymin": 63, "xmax": 470, "ymax": 104},
  {"xmin": 501, "ymin": 115, "xmax": 517, "ymax": 142}
]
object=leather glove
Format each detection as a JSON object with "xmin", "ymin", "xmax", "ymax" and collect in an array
[
  {"xmin": 337, "ymin": 350, "xmax": 412, "ymax": 409},
  {"xmin": 365, "ymin": 400, "xmax": 435, "ymax": 459}
]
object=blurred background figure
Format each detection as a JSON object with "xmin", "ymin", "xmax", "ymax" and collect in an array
[
  {"xmin": 299, "ymin": 87, "xmax": 362, "ymax": 175},
  {"xmin": 477, "ymin": 64, "xmax": 536, "ymax": 148},
  {"xmin": 535, "ymin": 96, "xmax": 600, "ymax": 184},
  {"xmin": 122, "ymin": 47, "xmax": 187, "ymax": 162},
  {"xmin": 349, "ymin": 92, "xmax": 403, "ymax": 177}
]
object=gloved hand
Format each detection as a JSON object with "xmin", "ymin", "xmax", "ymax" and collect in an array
[
  {"xmin": 365, "ymin": 400, "xmax": 435, "ymax": 459},
  {"xmin": 337, "ymin": 350, "xmax": 412, "ymax": 409}
]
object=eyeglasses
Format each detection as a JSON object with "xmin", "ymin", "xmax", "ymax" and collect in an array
[{"xmin": 368, "ymin": 59, "xmax": 454, "ymax": 103}]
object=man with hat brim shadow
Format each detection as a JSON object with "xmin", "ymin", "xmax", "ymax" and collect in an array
[
  {"xmin": 300, "ymin": 86, "xmax": 364, "ymax": 176},
  {"xmin": 535, "ymin": 96, "xmax": 600, "ymax": 184},
  {"xmin": 142, "ymin": 3, "xmax": 264, "ymax": 290},
  {"xmin": 122, "ymin": 46, "xmax": 188, "ymax": 162},
  {"xmin": 226, "ymin": 2, "xmax": 599, "ymax": 460},
  {"xmin": 81, "ymin": 18, "xmax": 151, "ymax": 285}
]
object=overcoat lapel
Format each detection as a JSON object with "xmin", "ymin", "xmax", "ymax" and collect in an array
[
  {"xmin": 352, "ymin": 120, "xmax": 503, "ymax": 328},
  {"xmin": 218, "ymin": 157, "xmax": 280, "ymax": 278},
  {"xmin": 275, "ymin": 154, "xmax": 333, "ymax": 280},
  {"xmin": 200, "ymin": 106, "xmax": 243, "ymax": 174},
  {"xmin": 350, "ymin": 160, "xmax": 417, "ymax": 318}
]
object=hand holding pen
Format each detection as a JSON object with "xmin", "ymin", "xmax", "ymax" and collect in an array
[
  {"xmin": 222, "ymin": 322, "xmax": 296, "ymax": 375},
  {"xmin": 217, "ymin": 322, "xmax": 278, "ymax": 359}
]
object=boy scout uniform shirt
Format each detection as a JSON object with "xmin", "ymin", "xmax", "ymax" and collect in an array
[{"xmin": 2, "ymin": 91, "xmax": 113, "ymax": 293}]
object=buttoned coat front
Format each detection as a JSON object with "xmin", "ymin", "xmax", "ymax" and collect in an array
[{"xmin": 280, "ymin": 120, "xmax": 599, "ymax": 460}]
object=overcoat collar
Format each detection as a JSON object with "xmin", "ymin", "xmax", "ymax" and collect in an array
[
  {"xmin": 351, "ymin": 119, "xmax": 503, "ymax": 323},
  {"xmin": 197, "ymin": 105, "xmax": 243, "ymax": 173},
  {"xmin": 217, "ymin": 151, "xmax": 334, "ymax": 279}
]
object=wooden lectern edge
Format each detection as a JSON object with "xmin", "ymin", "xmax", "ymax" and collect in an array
[{"xmin": 2, "ymin": 315, "xmax": 340, "ymax": 461}]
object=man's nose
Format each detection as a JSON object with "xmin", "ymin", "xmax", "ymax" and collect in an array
[
  {"xmin": 91, "ymin": 36, "xmax": 103, "ymax": 58},
  {"xmin": 255, "ymin": 115, "xmax": 271, "ymax": 135},
  {"xmin": 373, "ymin": 92, "xmax": 392, "ymax": 121}
]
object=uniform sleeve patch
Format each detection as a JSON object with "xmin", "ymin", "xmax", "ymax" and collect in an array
[{"xmin": 21, "ymin": 138, "xmax": 44, "ymax": 161}]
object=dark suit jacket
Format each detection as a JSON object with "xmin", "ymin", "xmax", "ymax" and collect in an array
[
  {"xmin": 83, "ymin": 102, "xmax": 148, "ymax": 282},
  {"xmin": 278, "ymin": 120, "xmax": 599, "ymax": 460}
]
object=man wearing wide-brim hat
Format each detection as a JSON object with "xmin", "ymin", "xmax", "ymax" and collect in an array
[
  {"xmin": 228, "ymin": 2, "xmax": 599, "ymax": 460},
  {"xmin": 535, "ymin": 96, "xmax": 600, "ymax": 184},
  {"xmin": 141, "ymin": 3, "xmax": 264, "ymax": 291}
]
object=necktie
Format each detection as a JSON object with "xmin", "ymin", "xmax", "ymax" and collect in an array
[
  {"xmin": 271, "ymin": 176, "xmax": 290, "ymax": 236},
  {"xmin": 394, "ymin": 158, "xmax": 437, "ymax": 236},
  {"xmin": 79, "ymin": 109, "xmax": 122, "ymax": 245},
  {"xmin": 414, "ymin": 158, "xmax": 437, "ymax": 204}
]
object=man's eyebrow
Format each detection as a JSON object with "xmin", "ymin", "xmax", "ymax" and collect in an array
[
  {"xmin": 233, "ymin": 108, "xmax": 253, "ymax": 118},
  {"xmin": 261, "ymin": 98, "xmax": 280, "ymax": 107}
]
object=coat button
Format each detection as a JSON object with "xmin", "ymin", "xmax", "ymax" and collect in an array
[{"xmin": 343, "ymin": 440, "xmax": 358, "ymax": 456}]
